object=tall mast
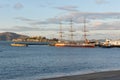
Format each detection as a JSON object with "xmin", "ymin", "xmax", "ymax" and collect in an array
[
  {"xmin": 59, "ymin": 21, "xmax": 63, "ymax": 41},
  {"xmin": 83, "ymin": 17, "xmax": 89, "ymax": 43},
  {"xmin": 83, "ymin": 17, "xmax": 87, "ymax": 41},
  {"xmin": 70, "ymin": 19, "xmax": 74, "ymax": 41}
]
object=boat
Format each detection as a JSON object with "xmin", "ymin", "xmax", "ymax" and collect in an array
[
  {"xmin": 11, "ymin": 43, "xmax": 28, "ymax": 47},
  {"xmin": 55, "ymin": 39, "xmax": 95, "ymax": 47},
  {"xmin": 55, "ymin": 18, "xmax": 95, "ymax": 48},
  {"xmin": 101, "ymin": 39, "xmax": 120, "ymax": 48},
  {"xmin": 55, "ymin": 41, "xmax": 95, "ymax": 48},
  {"xmin": 55, "ymin": 43, "xmax": 66, "ymax": 47}
]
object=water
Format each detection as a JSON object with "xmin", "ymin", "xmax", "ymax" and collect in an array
[{"xmin": 0, "ymin": 41, "xmax": 120, "ymax": 80}]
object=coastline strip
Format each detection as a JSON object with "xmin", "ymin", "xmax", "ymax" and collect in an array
[{"xmin": 41, "ymin": 70, "xmax": 120, "ymax": 80}]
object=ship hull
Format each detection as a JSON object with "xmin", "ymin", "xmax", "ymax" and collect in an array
[
  {"xmin": 11, "ymin": 43, "xmax": 28, "ymax": 47},
  {"xmin": 55, "ymin": 43, "xmax": 95, "ymax": 48}
]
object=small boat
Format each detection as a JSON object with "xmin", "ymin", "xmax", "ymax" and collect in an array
[
  {"xmin": 55, "ymin": 43, "xmax": 66, "ymax": 47},
  {"xmin": 11, "ymin": 43, "xmax": 28, "ymax": 47}
]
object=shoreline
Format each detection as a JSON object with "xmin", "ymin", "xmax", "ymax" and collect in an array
[{"xmin": 41, "ymin": 70, "xmax": 120, "ymax": 80}]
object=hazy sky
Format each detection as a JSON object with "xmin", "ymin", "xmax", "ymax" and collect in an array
[{"xmin": 0, "ymin": 0, "xmax": 120, "ymax": 39}]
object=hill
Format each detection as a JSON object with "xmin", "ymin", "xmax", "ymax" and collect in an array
[{"xmin": 0, "ymin": 32, "xmax": 29, "ymax": 41}]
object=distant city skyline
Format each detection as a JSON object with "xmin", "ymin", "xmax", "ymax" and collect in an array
[{"xmin": 0, "ymin": 0, "xmax": 120, "ymax": 39}]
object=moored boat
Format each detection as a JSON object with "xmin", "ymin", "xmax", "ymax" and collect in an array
[
  {"xmin": 101, "ymin": 39, "xmax": 120, "ymax": 48},
  {"xmin": 67, "ymin": 43, "xmax": 95, "ymax": 47},
  {"xmin": 55, "ymin": 41, "xmax": 95, "ymax": 48},
  {"xmin": 11, "ymin": 43, "xmax": 28, "ymax": 47},
  {"xmin": 55, "ymin": 43, "xmax": 66, "ymax": 47}
]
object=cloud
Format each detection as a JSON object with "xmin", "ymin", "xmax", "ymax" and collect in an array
[
  {"xmin": 14, "ymin": 12, "xmax": 120, "ymax": 31},
  {"xmin": 55, "ymin": 6, "xmax": 78, "ymax": 11},
  {"xmin": 15, "ymin": 17, "xmax": 52, "ymax": 26},
  {"xmin": 91, "ymin": 21, "xmax": 120, "ymax": 30},
  {"xmin": 15, "ymin": 26, "xmax": 40, "ymax": 31},
  {"xmin": 14, "ymin": 3, "xmax": 24, "ymax": 10},
  {"xmin": 48, "ymin": 12, "xmax": 120, "ymax": 30},
  {"xmin": 73, "ymin": 12, "xmax": 120, "ymax": 19},
  {"xmin": 30, "ymin": 17, "xmax": 61, "ymax": 25},
  {"xmin": 95, "ymin": 0, "xmax": 109, "ymax": 4},
  {"xmin": 38, "ymin": 12, "xmax": 120, "ymax": 25},
  {"xmin": 31, "ymin": 21, "xmax": 50, "ymax": 25},
  {"xmin": 16, "ymin": 12, "xmax": 120, "ymax": 25},
  {"xmin": 15, "ymin": 17, "xmax": 34, "ymax": 22},
  {"xmin": 0, "ymin": 26, "xmax": 41, "ymax": 32},
  {"xmin": 0, "ymin": 26, "xmax": 60, "ymax": 32},
  {"xmin": 28, "ymin": 12, "xmax": 120, "ymax": 31}
]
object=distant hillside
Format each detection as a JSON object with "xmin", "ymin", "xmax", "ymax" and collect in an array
[{"xmin": 0, "ymin": 32, "xmax": 29, "ymax": 41}]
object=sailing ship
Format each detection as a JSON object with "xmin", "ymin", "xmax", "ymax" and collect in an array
[{"xmin": 55, "ymin": 18, "xmax": 95, "ymax": 48}]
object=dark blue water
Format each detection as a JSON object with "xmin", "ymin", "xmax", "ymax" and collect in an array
[{"xmin": 0, "ymin": 41, "xmax": 120, "ymax": 80}]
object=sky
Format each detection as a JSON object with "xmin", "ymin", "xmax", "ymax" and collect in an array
[{"xmin": 0, "ymin": 0, "xmax": 120, "ymax": 40}]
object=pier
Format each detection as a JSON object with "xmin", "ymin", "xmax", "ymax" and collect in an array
[
  {"xmin": 11, "ymin": 36, "xmax": 58, "ymax": 47},
  {"xmin": 13, "ymin": 42, "xmax": 49, "ymax": 45}
]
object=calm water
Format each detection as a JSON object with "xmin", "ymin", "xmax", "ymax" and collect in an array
[{"xmin": 0, "ymin": 41, "xmax": 120, "ymax": 80}]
